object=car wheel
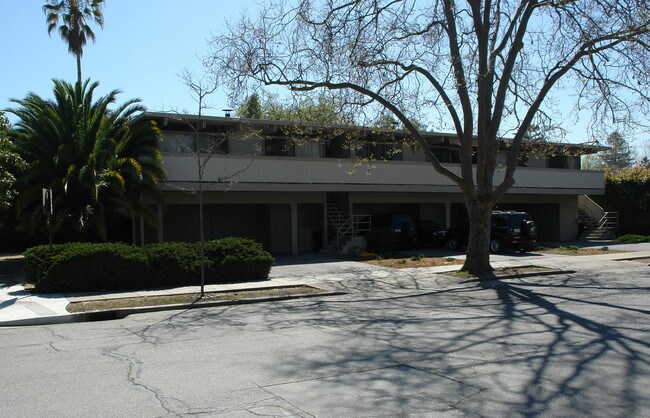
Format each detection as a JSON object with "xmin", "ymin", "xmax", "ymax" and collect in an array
[
  {"xmin": 447, "ymin": 238, "xmax": 460, "ymax": 251},
  {"xmin": 489, "ymin": 239, "xmax": 503, "ymax": 254}
]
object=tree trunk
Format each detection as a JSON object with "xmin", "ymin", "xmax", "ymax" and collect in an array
[
  {"xmin": 199, "ymin": 163, "xmax": 205, "ymax": 298},
  {"xmin": 461, "ymin": 199, "xmax": 493, "ymax": 277},
  {"xmin": 76, "ymin": 54, "xmax": 82, "ymax": 86}
]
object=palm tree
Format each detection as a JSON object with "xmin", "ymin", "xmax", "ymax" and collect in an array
[
  {"xmin": 43, "ymin": 0, "xmax": 105, "ymax": 85},
  {"xmin": 7, "ymin": 79, "xmax": 165, "ymax": 242}
]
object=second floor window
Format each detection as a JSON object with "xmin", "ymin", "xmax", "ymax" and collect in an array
[
  {"xmin": 265, "ymin": 138, "xmax": 295, "ymax": 156},
  {"xmin": 356, "ymin": 142, "xmax": 402, "ymax": 161},
  {"xmin": 429, "ymin": 147, "xmax": 460, "ymax": 164},
  {"xmin": 161, "ymin": 133, "xmax": 228, "ymax": 154}
]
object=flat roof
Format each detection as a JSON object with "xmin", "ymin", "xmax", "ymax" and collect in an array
[{"xmin": 134, "ymin": 111, "xmax": 606, "ymax": 155}]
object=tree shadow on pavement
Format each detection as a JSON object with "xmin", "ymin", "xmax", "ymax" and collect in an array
[
  {"xmin": 119, "ymin": 269, "xmax": 650, "ymax": 417},
  {"xmin": 478, "ymin": 278, "xmax": 650, "ymax": 416}
]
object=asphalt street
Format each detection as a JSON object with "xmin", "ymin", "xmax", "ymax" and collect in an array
[{"xmin": 1, "ymin": 255, "xmax": 649, "ymax": 417}]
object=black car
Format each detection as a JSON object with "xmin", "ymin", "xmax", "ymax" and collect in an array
[
  {"xmin": 372, "ymin": 214, "xmax": 419, "ymax": 248},
  {"xmin": 417, "ymin": 220, "xmax": 448, "ymax": 246},
  {"xmin": 446, "ymin": 210, "xmax": 537, "ymax": 253}
]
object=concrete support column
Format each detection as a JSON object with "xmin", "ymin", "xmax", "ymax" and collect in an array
[
  {"xmin": 291, "ymin": 202, "xmax": 299, "ymax": 255},
  {"xmin": 157, "ymin": 204, "xmax": 164, "ymax": 243},
  {"xmin": 445, "ymin": 203, "xmax": 451, "ymax": 228},
  {"xmin": 322, "ymin": 201, "xmax": 328, "ymax": 248}
]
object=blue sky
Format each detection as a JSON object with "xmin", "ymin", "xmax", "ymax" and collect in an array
[
  {"xmin": 1, "ymin": 1, "xmax": 647, "ymax": 156},
  {"xmin": 0, "ymin": 0, "xmax": 258, "ymax": 119}
]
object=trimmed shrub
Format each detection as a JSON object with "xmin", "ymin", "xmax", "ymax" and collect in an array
[
  {"xmin": 37, "ymin": 243, "xmax": 148, "ymax": 293},
  {"xmin": 24, "ymin": 243, "xmax": 89, "ymax": 284},
  {"xmin": 615, "ymin": 234, "xmax": 650, "ymax": 243},
  {"xmin": 24, "ymin": 238, "xmax": 274, "ymax": 293},
  {"xmin": 23, "ymin": 245, "xmax": 58, "ymax": 284},
  {"xmin": 144, "ymin": 242, "xmax": 202, "ymax": 287},
  {"xmin": 205, "ymin": 237, "xmax": 274, "ymax": 282}
]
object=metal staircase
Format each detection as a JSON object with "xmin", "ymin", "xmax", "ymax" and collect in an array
[
  {"xmin": 578, "ymin": 195, "xmax": 618, "ymax": 240},
  {"xmin": 326, "ymin": 195, "xmax": 347, "ymax": 231},
  {"xmin": 323, "ymin": 195, "xmax": 372, "ymax": 254}
]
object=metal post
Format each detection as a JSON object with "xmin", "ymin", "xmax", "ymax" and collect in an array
[{"xmin": 42, "ymin": 188, "xmax": 53, "ymax": 247}]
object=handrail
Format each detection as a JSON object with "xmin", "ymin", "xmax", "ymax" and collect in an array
[
  {"xmin": 597, "ymin": 211, "xmax": 618, "ymax": 231},
  {"xmin": 328, "ymin": 213, "xmax": 346, "ymax": 226},
  {"xmin": 336, "ymin": 215, "xmax": 372, "ymax": 251},
  {"xmin": 578, "ymin": 195, "xmax": 605, "ymax": 222}
]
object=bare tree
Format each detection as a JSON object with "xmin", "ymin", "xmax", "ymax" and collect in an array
[
  {"xmin": 207, "ymin": 0, "xmax": 650, "ymax": 275},
  {"xmin": 172, "ymin": 69, "xmax": 254, "ymax": 297}
]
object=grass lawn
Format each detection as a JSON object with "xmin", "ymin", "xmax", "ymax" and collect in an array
[
  {"xmin": 533, "ymin": 245, "xmax": 620, "ymax": 256},
  {"xmin": 67, "ymin": 285, "xmax": 323, "ymax": 313}
]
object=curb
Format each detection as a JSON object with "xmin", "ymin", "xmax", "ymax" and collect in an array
[
  {"xmin": 0, "ymin": 290, "xmax": 346, "ymax": 327},
  {"xmin": 448, "ymin": 267, "xmax": 573, "ymax": 283},
  {"xmin": 0, "ymin": 313, "xmax": 88, "ymax": 327}
]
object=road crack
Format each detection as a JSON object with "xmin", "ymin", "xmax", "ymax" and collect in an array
[{"xmin": 105, "ymin": 347, "xmax": 189, "ymax": 416}]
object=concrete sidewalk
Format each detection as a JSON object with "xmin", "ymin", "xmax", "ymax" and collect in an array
[{"xmin": 1, "ymin": 244, "xmax": 649, "ymax": 327}]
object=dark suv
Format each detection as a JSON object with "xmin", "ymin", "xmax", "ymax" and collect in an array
[
  {"xmin": 371, "ymin": 214, "xmax": 419, "ymax": 248},
  {"xmin": 447, "ymin": 210, "xmax": 537, "ymax": 253}
]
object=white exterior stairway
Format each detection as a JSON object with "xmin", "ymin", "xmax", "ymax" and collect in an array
[{"xmin": 578, "ymin": 195, "xmax": 618, "ymax": 240}]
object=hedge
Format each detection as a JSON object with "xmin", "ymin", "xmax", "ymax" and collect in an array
[
  {"xmin": 24, "ymin": 238, "xmax": 274, "ymax": 293},
  {"xmin": 592, "ymin": 167, "xmax": 650, "ymax": 235}
]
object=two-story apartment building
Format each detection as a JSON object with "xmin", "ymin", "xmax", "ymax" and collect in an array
[{"xmin": 132, "ymin": 111, "xmax": 605, "ymax": 254}]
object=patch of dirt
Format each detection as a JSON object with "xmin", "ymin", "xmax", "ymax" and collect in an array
[
  {"xmin": 450, "ymin": 265, "xmax": 561, "ymax": 280},
  {"xmin": 534, "ymin": 246, "xmax": 620, "ymax": 256},
  {"xmin": 365, "ymin": 256, "xmax": 464, "ymax": 269},
  {"xmin": 67, "ymin": 285, "xmax": 323, "ymax": 313}
]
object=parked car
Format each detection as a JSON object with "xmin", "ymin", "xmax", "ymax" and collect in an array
[
  {"xmin": 446, "ymin": 210, "xmax": 537, "ymax": 253},
  {"xmin": 417, "ymin": 220, "xmax": 448, "ymax": 246},
  {"xmin": 372, "ymin": 214, "xmax": 419, "ymax": 249}
]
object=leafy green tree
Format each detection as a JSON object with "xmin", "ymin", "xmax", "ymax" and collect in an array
[
  {"xmin": 0, "ymin": 113, "xmax": 28, "ymax": 251},
  {"xmin": 600, "ymin": 131, "xmax": 635, "ymax": 171},
  {"xmin": 44, "ymin": 0, "xmax": 105, "ymax": 84},
  {"xmin": 238, "ymin": 93, "xmax": 264, "ymax": 119},
  {"xmin": 0, "ymin": 113, "xmax": 25, "ymax": 211},
  {"xmin": 7, "ymin": 79, "xmax": 165, "ymax": 242}
]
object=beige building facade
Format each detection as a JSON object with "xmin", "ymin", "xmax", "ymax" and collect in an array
[{"xmin": 135, "ymin": 112, "xmax": 605, "ymax": 254}]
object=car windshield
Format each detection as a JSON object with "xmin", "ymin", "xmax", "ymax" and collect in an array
[
  {"xmin": 508, "ymin": 213, "xmax": 531, "ymax": 227},
  {"xmin": 392, "ymin": 215, "xmax": 414, "ymax": 226},
  {"xmin": 419, "ymin": 220, "xmax": 440, "ymax": 229}
]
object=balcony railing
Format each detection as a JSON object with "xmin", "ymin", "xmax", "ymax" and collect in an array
[{"xmin": 161, "ymin": 154, "xmax": 605, "ymax": 193}]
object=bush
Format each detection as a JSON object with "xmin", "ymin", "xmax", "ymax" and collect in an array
[
  {"xmin": 593, "ymin": 167, "xmax": 650, "ymax": 235},
  {"xmin": 559, "ymin": 245, "xmax": 580, "ymax": 253},
  {"xmin": 144, "ymin": 242, "xmax": 202, "ymax": 287},
  {"xmin": 205, "ymin": 237, "xmax": 274, "ymax": 281},
  {"xmin": 24, "ymin": 238, "xmax": 274, "ymax": 293},
  {"xmin": 615, "ymin": 234, "xmax": 650, "ymax": 243},
  {"xmin": 24, "ymin": 243, "xmax": 93, "ymax": 284},
  {"xmin": 34, "ymin": 243, "xmax": 148, "ymax": 293}
]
